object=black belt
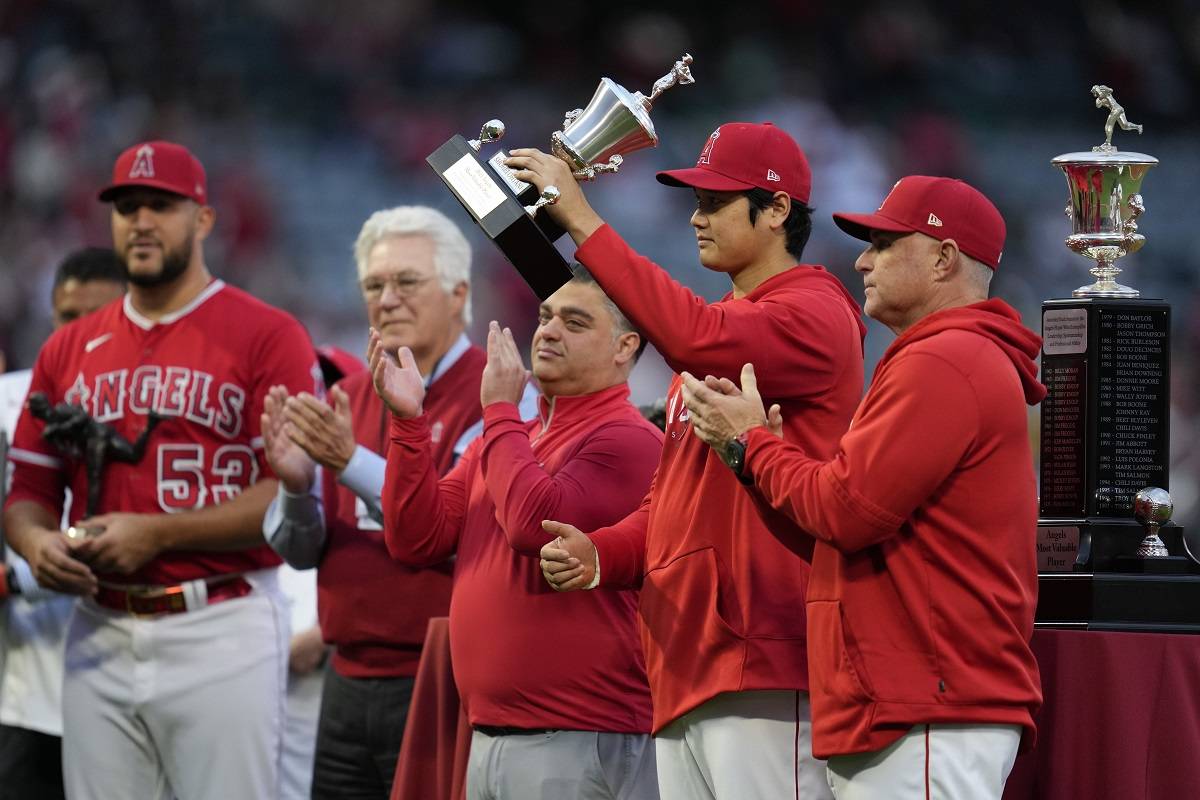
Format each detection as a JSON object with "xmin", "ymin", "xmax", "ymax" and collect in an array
[{"xmin": 473, "ymin": 725, "xmax": 557, "ymax": 736}]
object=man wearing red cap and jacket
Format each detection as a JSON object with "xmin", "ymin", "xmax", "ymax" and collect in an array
[
  {"xmin": 4, "ymin": 140, "xmax": 319, "ymax": 800},
  {"xmin": 679, "ymin": 176, "xmax": 1044, "ymax": 799},
  {"xmin": 512, "ymin": 123, "xmax": 864, "ymax": 799}
]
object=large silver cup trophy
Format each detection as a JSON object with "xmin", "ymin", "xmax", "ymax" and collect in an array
[
  {"xmin": 1051, "ymin": 85, "xmax": 1157, "ymax": 297},
  {"xmin": 428, "ymin": 55, "xmax": 695, "ymax": 299}
]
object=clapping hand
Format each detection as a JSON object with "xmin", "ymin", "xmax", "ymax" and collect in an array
[
  {"xmin": 680, "ymin": 363, "xmax": 783, "ymax": 449},
  {"xmin": 283, "ymin": 386, "xmax": 356, "ymax": 473},
  {"xmin": 261, "ymin": 385, "xmax": 316, "ymax": 493},
  {"xmin": 481, "ymin": 321, "xmax": 531, "ymax": 408},
  {"xmin": 368, "ymin": 328, "xmax": 425, "ymax": 418}
]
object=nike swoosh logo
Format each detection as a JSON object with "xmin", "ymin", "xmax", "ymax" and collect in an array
[{"xmin": 84, "ymin": 333, "xmax": 113, "ymax": 353}]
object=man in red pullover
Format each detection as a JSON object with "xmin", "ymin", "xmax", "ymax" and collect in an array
[
  {"xmin": 677, "ymin": 176, "xmax": 1044, "ymax": 799},
  {"xmin": 369, "ymin": 266, "xmax": 663, "ymax": 800},
  {"xmin": 512, "ymin": 123, "xmax": 863, "ymax": 798},
  {"xmin": 261, "ymin": 207, "xmax": 512, "ymax": 798}
]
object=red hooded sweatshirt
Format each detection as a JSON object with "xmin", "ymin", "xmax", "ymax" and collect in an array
[
  {"xmin": 576, "ymin": 225, "xmax": 866, "ymax": 732},
  {"xmin": 744, "ymin": 299, "xmax": 1046, "ymax": 758}
]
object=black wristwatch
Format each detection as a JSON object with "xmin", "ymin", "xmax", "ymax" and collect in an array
[{"xmin": 717, "ymin": 432, "xmax": 753, "ymax": 485}]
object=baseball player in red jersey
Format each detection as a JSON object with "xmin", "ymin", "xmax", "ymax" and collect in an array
[
  {"xmin": 513, "ymin": 124, "xmax": 864, "ymax": 799},
  {"xmin": 3, "ymin": 140, "xmax": 320, "ymax": 800}
]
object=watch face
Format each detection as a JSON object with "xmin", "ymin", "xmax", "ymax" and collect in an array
[{"xmin": 722, "ymin": 439, "xmax": 746, "ymax": 474}]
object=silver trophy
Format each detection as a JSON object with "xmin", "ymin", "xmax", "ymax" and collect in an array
[
  {"xmin": 1052, "ymin": 86, "xmax": 1157, "ymax": 298},
  {"xmin": 1133, "ymin": 487, "xmax": 1172, "ymax": 558},
  {"xmin": 468, "ymin": 54, "xmax": 694, "ymax": 213}
]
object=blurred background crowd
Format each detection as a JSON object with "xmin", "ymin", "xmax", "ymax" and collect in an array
[{"xmin": 1, "ymin": 0, "xmax": 1197, "ymax": 527}]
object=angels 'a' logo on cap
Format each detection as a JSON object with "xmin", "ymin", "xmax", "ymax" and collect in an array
[
  {"xmin": 697, "ymin": 129, "xmax": 720, "ymax": 166},
  {"xmin": 129, "ymin": 144, "xmax": 156, "ymax": 179},
  {"xmin": 879, "ymin": 179, "xmax": 902, "ymax": 211},
  {"xmin": 766, "ymin": 169, "xmax": 780, "ymax": 182},
  {"xmin": 927, "ymin": 213, "xmax": 943, "ymax": 227}
]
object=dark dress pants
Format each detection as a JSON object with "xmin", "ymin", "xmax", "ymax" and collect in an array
[
  {"xmin": 310, "ymin": 664, "xmax": 415, "ymax": 800},
  {"xmin": 0, "ymin": 723, "xmax": 65, "ymax": 800}
]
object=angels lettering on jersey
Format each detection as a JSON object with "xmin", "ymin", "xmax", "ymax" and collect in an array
[
  {"xmin": 54, "ymin": 366, "xmax": 258, "ymax": 513},
  {"xmin": 65, "ymin": 366, "xmax": 246, "ymax": 439}
]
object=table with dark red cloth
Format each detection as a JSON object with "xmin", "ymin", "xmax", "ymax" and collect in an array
[
  {"xmin": 391, "ymin": 617, "xmax": 471, "ymax": 800},
  {"xmin": 1003, "ymin": 628, "xmax": 1200, "ymax": 799},
  {"xmin": 391, "ymin": 621, "xmax": 1200, "ymax": 799}
]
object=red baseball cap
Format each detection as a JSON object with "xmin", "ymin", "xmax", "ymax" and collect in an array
[
  {"xmin": 832, "ymin": 175, "xmax": 1006, "ymax": 269},
  {"xmin": 656, "ymin": 122, "xmax": 812, "ymax": 204},
  {"xmin": 98, "ymin": 140, "xmax": 208, "ymax": 204}
]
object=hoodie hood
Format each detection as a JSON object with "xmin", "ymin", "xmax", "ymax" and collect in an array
[{"xmin": 878, "ymin": 299, "xmax": 1046, "ymax": 405}]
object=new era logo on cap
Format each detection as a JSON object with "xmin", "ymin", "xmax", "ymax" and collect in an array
[
  {"xmin": 98, "ymin": 140, "xmax": 208, "ymax": 205},
  {"xmin": 767, "ymin": 169, "xmax": 781, "ymax": 182},
  {"xmin": 832, "ymin": 175, "xmax": 1007, "ymax": 269}
]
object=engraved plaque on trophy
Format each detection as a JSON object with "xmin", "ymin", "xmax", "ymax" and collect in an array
[
  {"xmin": 427, "ymin": 55, "xmax": 694, "ymax": 300},
  {"xmin": 1039, "ymin": 299, "xmax": 1170, "ymax": 520}
]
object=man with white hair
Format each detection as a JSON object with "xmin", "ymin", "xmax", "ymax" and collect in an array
[{"xmin": 263, "ymin": 206, "xmax": 521, "ymax": 798}]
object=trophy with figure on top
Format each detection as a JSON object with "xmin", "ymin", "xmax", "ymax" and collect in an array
[
  {"xmin": 427, "ymin": 55, "xmax": 695, "ymax": 299},
  {"xmin": 1036, "ymin": 86, "xmax": 1200, "ymax": 632}
]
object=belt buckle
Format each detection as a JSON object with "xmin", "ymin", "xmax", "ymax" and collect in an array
[
  {"xmin": 124, "ymin": 584, "xmax": 187, "ymax": 617},
  {"xmin": 163, "ymin": 585, "xmax": 186, "ymax": 613}
]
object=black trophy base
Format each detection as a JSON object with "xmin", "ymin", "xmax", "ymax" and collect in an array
[
  {"xmin": 1038, "ymin": 297, "xmax": 1170, "ymax": 520},
  {"xmin": 428, "ymin": 135, "xmax": 573, "ymax": 301},
  {"xmin": 1036, "ymin": 572, "xmax": 1200, "ymax": 633},
  {"xmin": 1036, "ymin": 519, "xmax": 1200, "ymax": 632},
  {"xmin": 1037, "ymin": 517, "xmax": 1191, "ymax": 572}
]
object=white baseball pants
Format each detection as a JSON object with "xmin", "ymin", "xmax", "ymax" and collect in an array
[
  {"xmin": 655, "ymin": 689, "xmax": 833, "ymax": 800},
  {"xmin": 826, "ymin": 722, "xmax": 1021, "ymax": 800},
  {"xmin": 61, "ymin": 570, "xmax": 288, "ymax": 800}
]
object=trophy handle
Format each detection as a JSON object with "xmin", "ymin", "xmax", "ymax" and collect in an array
[
  {"xmin": 572, "ymin": 155, "xmax": 623, "ymax": 182},
  {"xmin": 562, "ymin": 108, "xmax": 583, "ymax": 130},
  {"xmin": 524, "ymin": 185, "xmax": 560, "ymax": 217},
  {"xmin": 469, "ymin": 120, "xmax": 506, "ymax": 152},
  {"xmin": 1123, "ymin": 194, "xmax": 1144, "ymax": 235}
]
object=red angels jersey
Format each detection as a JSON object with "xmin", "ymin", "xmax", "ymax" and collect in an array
[{"xmin": 6, "ymin": 280, "xmax": 321, "ymax": 585}]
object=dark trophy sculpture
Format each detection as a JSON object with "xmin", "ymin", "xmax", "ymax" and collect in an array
[{"xmin": 27, "ymin": 393, "xmax": 163, "ymax": 518}]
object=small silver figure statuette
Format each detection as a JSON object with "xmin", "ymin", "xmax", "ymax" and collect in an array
[
  {"xmin": 1091, "ymin": 85, "xmax": 1143, "ymax": 153},
  {"xmin": 644, "ymin": 53, "xmax": 695, "ymax": 109}
]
